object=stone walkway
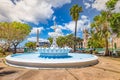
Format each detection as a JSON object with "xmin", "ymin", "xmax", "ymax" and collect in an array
[{"xmin": 0, "ymin": 57, "xmax": 120, "ymax": 80}]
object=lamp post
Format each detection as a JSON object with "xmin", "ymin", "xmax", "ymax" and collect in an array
[{"xmin": 36, "ymin": 29, "xmax": 39, "ymax": 47}]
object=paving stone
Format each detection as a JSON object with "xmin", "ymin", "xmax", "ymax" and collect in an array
[{"xmin": 0, "ymin": 57, "xmax": 120, "ymax": 80}]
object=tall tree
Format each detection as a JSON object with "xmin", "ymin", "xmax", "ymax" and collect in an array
[
  {"xmin": 47, "ymin": 34, "xmax": 82, "ymax": 48},
  {"xmin": 88, "ymin": 30, "xmax": 105, "ymax": 48},
  {"xmin": 65, "ymin": 34, "xmax": 75, "ymax": 48},
  {"xmin": 91, "ymin": 12, "xmax": 111, "ymax": 56},
  {"xmin": 48, "ymin": 37, "xmax": 53, "ymax": 45},
  {"xmin": 0, "ymin": 22, "xmax": 13, "ymax": 54},
  {"xmin": 70, "ymin": 4, "xmax": 82, "ymax": 52},
  {"xmin": 0, "ymin": 22, "xmax": 31, "ymax": 54},
  {"xmin": 106, "ymin": 0, "xmax": 118, "ymax": 11},
  {"xmin": 106, "ymin": 0, "xmax": 120, "ymax": 37},
  {"xmin": 110, "ymin": 13, "xmax": 120, "ymax": 37},
  {"xmin": 11, "ymin": 22, "xmax": 31, "ymax": 53},
  {"xmin": 90, "ymin": 0, "xmax": 119, "ymax": 56}
]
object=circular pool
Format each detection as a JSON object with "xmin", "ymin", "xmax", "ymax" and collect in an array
[{"xmin": 6, "ymin": 53, "xmax": 98, "ymax": 69}]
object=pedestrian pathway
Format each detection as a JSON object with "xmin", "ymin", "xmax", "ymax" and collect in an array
[{"xmin": 0, "ymin": 57, "xmax": 120, "ymax": 80}]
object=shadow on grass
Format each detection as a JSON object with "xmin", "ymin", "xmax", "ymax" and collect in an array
[{"xmin": 0, "ymin": 70, "xmax": 17, "ymax": 76}]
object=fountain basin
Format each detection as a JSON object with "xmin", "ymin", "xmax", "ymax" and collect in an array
[
  {"xmin": 6, "ymin": 53, "xmax": 98, "ymax": 69},
  {"xmin": 37, "ymin": 47, "xmax": 71, "ymax": 58}
]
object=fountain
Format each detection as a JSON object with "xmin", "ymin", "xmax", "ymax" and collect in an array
[
  {"xmin": 5, "ymin": 23, "xmax": 98, "ymax": 69},
  {"xmin": 37, "ymin": 24, "xmax": 71, "ymax": 58}
]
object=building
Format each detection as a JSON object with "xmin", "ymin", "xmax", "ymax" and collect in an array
[
  {"xmin": 38, "ymin": 40, "xmax": 50, "ymax": 47},
  {"xmin": 76, "ymin": 42, "xmax": 83, "ymax": 48}
]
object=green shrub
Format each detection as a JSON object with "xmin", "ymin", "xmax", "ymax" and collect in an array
[
  {"xmin": 117, "ymin": 51, "xmax": 120, "ymax": 56},
  {"xmin": 93, "ymin": 51, "xmax": 98, "ymax": 54}
]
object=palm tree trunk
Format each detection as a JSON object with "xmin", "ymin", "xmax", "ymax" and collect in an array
[
  {"xmin": 74, "ymin": 20, "xmax": 77, "ymax": 52},
  {"xmin": 105, "ymin": 37, "xmax": 109, "ymax": 56}
]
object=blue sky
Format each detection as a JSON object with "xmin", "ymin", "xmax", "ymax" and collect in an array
[
  {"xmin": 28, "ymin": 0, "xmax": 100, "ymax": 39},
  {"xmin": 0, "ymin": 0, "xmax": 120, "ymax": 46}
]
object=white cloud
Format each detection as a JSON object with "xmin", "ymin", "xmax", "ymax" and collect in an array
[
  {"xmin": 49, "ymin": 23, "xmax": 68, "ymax": 37},
  {"xmin": 55, "ymin": 28, "xmax": 63, "ymax": 34},
  {"xmin": 83, "ymin": 0, "xmax": 94, "ymax": 9},
  {"xmin": 50, "ymin": 25, "xmax": 67, "ymax": 30},
  {"xmin": 48, "ymin": 15, "xmax": 90, "ymax": 36},
  {"xmin": 48, "ymin": 27, "xmax": 64, "ymax": 37},
  {"xmin": 84, "ymin": 3, "xmax": 91, "ymax": 9},
  {"xmin": 64, "ymin": 21, "xmax": 75, "ymax": 32},
  {"xmin": 27, "ymin": 37, "xmax": 49, "ymax": 42},
  {"xmin": 46, "ymin": 0, "xmax": 71, "ymax": 8},
  {"xmin": 0, "ymin": 0, "xmax": 71, "ymax": 24},
  {"xmin": 52, "ymin": 16, "xmax": 56, "ymax": 21},
  {"xmin": 64, "ymin": 15, "xmax": 90, "ymax": 32},
  {"xmin": 91, "ymin": 0, "xmax": 120, "ymax": 12},
  {"xmin": 92, "ymin": 0, "xmax": 109, "ymax": 11},
  {"xmin": 113, "ymin": 1, "xmax": 120, "ymax": 13},
  {"xmin": 83, "ymin": 0, "xmax": 120, "ymax": 13},
  {"xmin": 48, "ymin": 31, "xmax": 63, "ymax": 37},
  {"xmin": 30, "ymin": 27, "xmax": 44, "ymax": 34},
  {"xmin": 81, "ymin": 15, "xmax": 88, "ymax": 20}
]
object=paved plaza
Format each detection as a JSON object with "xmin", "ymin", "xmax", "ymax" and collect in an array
[{"xmin": 0, "ymin": 57, "xmax": 120, "ymax": 80}]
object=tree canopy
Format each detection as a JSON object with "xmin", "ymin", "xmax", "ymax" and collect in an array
[
  {"xmin": 48, "ymin": 34, "xmax": 83, "ymax": 48},
  {"xmin": 90, "ymin": 0, "xmax": 120, "ymax": 56},
  {"xmin": 0, "ymin": 21, "xmax": 31, "ymax": 54},
  {"xmin": 25, "ymin": 42, "xmax": 36, "ymax": 48},
  {"xmin": 106, "ymin": 0, "xmax": 118, "ymax": 10},
  {"xmin": 70, "ymin": 4, "xmax": 82, "ymax": 21},
  {"xmin": 110, "ymin": 13, "xmax": 120, "ymax": 37}
]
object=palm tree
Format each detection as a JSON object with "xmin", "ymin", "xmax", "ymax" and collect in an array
[
  {"xmin": 90, "ymin": 0, "xmax": 119, "ymax": 56},
  {"xmin": 91, "ymin": 11, "xmax": 111, "ymax": 56},
  {"xmin": 70, "ymin": 4, "xmax": 82, "ymax": 52},
  {"xmin": 88, "ymin": 30, "xmax": 105, "ymax": 48},
  {"xmin": 110, "ymin": 13, "xmax": 120, "ymax": 37}
]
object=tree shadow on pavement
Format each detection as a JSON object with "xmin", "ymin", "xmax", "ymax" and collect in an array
[
  {"xmin": 0, "ymin": 67, "xmax": 5, "ymax": 70},
  {"xmin": 0, "ymin": 70, "xmax": 17, "ymax": 76}
]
